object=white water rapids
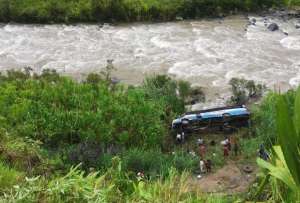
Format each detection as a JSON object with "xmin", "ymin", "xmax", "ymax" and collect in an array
[{"xmin": 0, "ymin": 15, "xmax": 299, "ymax": 107}]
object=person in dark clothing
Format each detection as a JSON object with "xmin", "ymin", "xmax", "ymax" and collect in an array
[
  {"xmin": 233, "ymin": 136, "xmax": 240, "ymax": 156},
  {"xmin": 233, "ymin": 143, "xmax": 239, "ymax": 156},
  {"xmin": 258, "ymin": 144, "xmax": 270, "ymax": 161},
  {"xmin": 205, "ymin": 159, "xmax": 212, "ymax": 173},
  {"xmin": 223, "ymin": 144, "xmax": 229, "ymax": 158},
  {"xmin": 199, "ymin": 144, "xmax": 206, "ymax": 159},
  {"xmin": 227, "ymin": 141, "xmax": 231, "ymax": 151},
  {"xmin": 210, "ymin": 140, "xmax": 216, "ymax": 146}
]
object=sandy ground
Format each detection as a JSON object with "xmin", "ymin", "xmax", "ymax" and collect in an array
[{"xmin": 189, "ymin": 160, "xmax": 257, "ymax": 195}]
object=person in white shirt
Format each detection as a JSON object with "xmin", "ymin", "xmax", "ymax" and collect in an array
[{"xmin": 199, "ymin": 159, "xmax": 205, "ymax": 173}]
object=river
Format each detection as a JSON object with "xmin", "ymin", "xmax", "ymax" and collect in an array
[{"xmin": 0, "ymin": 15, "xmax": 299, "ymax": 108}]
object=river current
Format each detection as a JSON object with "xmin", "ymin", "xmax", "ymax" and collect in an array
[{"xmin": 0, "ymin": 15, "xmax": 299, "ymax": 107}]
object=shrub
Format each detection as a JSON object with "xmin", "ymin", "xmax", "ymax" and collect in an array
[
  {"xmin": 0, "ymin": 70, "xmax": 167, "ymax": 149},
  {"xmin": 122, "ymin": 149, "xmax": 198, "ymax": 177},
  {"xmin": 143, "ymin": 75, "xmax": 188, "ymax": 117},
  {"xmin": 252, "ymin": 90, "xmax": 296, "ymax": 145},
  {"xmin": 229, "ymin": 78, "xmax": 266, "ymax": 105},
  {"xmin": 0, "ymin": 132, "xmax": 42, "ymax": 174},
  {"xmin": 64, "ymin": 141, "xmax": 103, "ymax": 170},
  {"xmin": 0, "ymin": 161, "xmax": 23, "ymax": 192},
  {"xmin": 122, "ymin": 148, "xmax": 164, "ymax": 176}
]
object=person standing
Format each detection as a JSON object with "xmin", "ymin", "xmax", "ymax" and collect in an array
[
  {"xmin": 223, "ymin": 144, "xmax": 229, "ymax": 158},
  {"xmin": 225, "ymin": 137, "xmax": 231, "ymax": 151},
  {"xmin": 199, "ymin": 144, "xmax": 206, "ymax": 159},
  {"xmin": 205, "ymin": 159, "xmax": 212, "ymax": 173},
  {"xmin": 233, "ymin": 137, "xmax": 240, "ymax": 156},
  {"xmin": 181, "ymin": 131, "xmax": 185, "ymax": 143},
  {"xmin": 233, "ymin": 143, "xmax": 239, "ymax": 156},
  {"xmin": 197, "ymin": 137, "xmax": 204, "ymax": 145},
  {"xmin": 199, "ymin": 159, "xmax": 205, "ymax": 174},
  {"xmin": 176, "ymin": 130, "xmax": 185, "ymax": 144},
  {"xmin": 258, "ymin": 144, "xmax": 269, "ymax": 161}
]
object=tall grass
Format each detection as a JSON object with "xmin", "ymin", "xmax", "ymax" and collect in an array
[
  {"xmin": 1, "ymin": 157, "xmax": 240, "ymax": 202},
  {"xmin": 0, "ymin": 161, "xmax": 23, "ymax": 193}
]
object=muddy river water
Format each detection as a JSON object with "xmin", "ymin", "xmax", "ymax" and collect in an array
[{"xmin": 0, "ymin": 15, "xmax": 299, "ymax": 107}]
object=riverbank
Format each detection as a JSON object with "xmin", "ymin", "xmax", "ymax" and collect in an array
[{"xmin": 0, "ymin": 0, "xmax": 285, "ymax": 24}]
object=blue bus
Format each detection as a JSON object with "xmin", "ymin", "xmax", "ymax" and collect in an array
[{"xmin": 172, "ymin": 105, "xmax": 250, "ymax": 133}]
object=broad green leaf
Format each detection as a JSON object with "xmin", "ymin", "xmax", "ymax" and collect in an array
[
  {"xmin": 273, "ymin": 146, "xmax": 288, "ymax": 169},
  {"xmin": 294, "ymin": 87, "xmax": 300, "ymax": 143},
  {"xmin": 269, "ymin": 168, "xmax": 298, "ymax": 192},
  {"xmin": 257, "ymin": 158, "xmax": 297, "ymax": 191},
  {"xmin": 257, "ymin": 158, "xmax": 277, "ymax": 172},
  {"xmin": 276, "ymin": 96, "xmax": 300, "ymax": 187}
]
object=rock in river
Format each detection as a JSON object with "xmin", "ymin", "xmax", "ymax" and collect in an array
[{"xmin": 268, "ymin": 23, "xmax": 279, "ymax": 31}]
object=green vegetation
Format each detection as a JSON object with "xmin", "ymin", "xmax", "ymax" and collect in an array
[
  {"xmin": 0, "ymin": 69, "xmax": 213, "ymax": 202},
  {"xmin": 0, "ymin": 157, "xmax": 241, "ymax": 202},
  {"xmin": 0, "ymin": 0, "xmax": 284, "ymax": 23},
  {"xmin": 252, "ymin": 89, "xmax": 295, "ymax": 145},
  {"xmin": 228, "ymin": 78, "xmax": 266, "ymax": 105},
  {"xmin": 251, "ymin": 88, "xmax": 300, "ymax": 202},
  {"xmin": 0, "ymin": 70, "xmax": 172, "ymax": 149},
  {"xmin": 0, "ymin": 68, "xmax": 299, "ymax": 202},
  {"xmin": 0, "ymin": 161, "xmax": 23, "ymax": 192},
  {"xmin": 285, "ymin": 0, "xmax": 300, "ymax": 7}
]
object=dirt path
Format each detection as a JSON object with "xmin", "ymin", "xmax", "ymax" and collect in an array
[{"xmin": 189, "ymin": 161, "xmax": 257, "ymax": 194}]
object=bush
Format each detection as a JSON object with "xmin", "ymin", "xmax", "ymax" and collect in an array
[
  {"xmin": 122, "ymin": 149, "xmax": 198, "ymax": 177},
  {"xmin": 0, "ymin": 161, "xmax": 23, "ymax": 192},
  {"xmin": 229, "ymin": 78, "xmax": 266, "ymax": 105},
  {"xmin": 252, "ymin": 90, "xmax": 296, "ymax": 145},
  {"xmin": 122, "ymin": 149, "xmax": 163, "ymax": 176},
  {"xmin": 0, "ymin": 132, "xmax": 42, "ymax": 173},
  {"xmin": 143, "ymin": 75, "xmax": 190, "ymax": 117},
  {"xmin": 0, "ymin": 70, "xmax": 168, "ymax": 149}
]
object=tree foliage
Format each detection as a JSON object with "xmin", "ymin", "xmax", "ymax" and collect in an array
[
  {"xmin": 229, "ymin": 78, "xmax": 266, "ymax": 105},
  {"xmin": 0, "ymin": 0, "xmax": 284, "ymax": 23},
  {"xmin": 0, "ymin": 70, "xmax": 173, "ymax": 149}
]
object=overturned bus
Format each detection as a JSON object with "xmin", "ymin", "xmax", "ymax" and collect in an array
[{"xmin": 172, "ymin": 105, "xmax": 250, "ymax": 133}]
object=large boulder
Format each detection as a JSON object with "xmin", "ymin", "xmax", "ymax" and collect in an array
[
  {"xmin": 250, "ymin": 18, "xmax": 256, "ymax": 25},
  {"xmin": 268, "ymin": 23, "xmax": 279, "ymax": 31}
]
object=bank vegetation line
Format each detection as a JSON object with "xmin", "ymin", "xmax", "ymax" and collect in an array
[{"xmin": 0, "ymin": 0, "xmax": 293, "ymax": 23}]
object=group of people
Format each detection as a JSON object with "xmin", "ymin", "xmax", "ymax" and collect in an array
[{"xmin": 197, "ymin": 135, "xmax": 241, "ymax": 174}]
